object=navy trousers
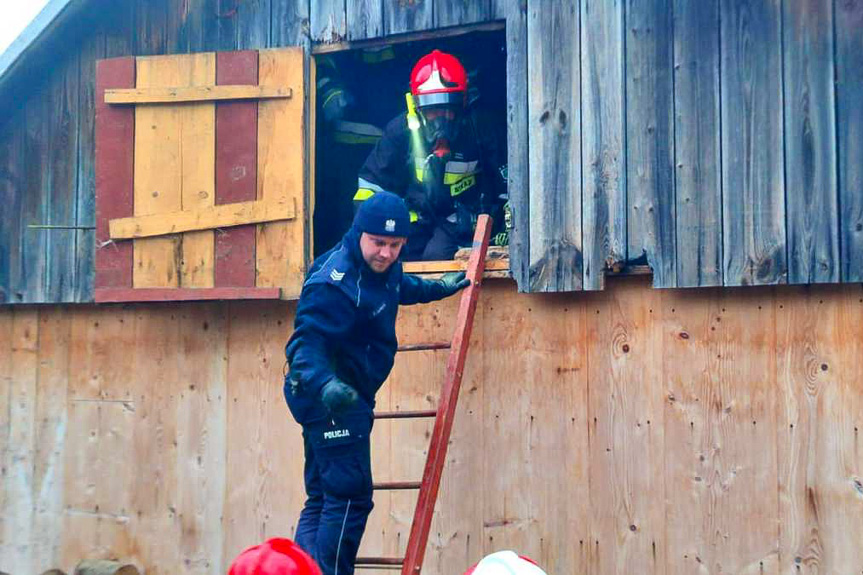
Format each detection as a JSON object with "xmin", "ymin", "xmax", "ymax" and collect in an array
[{"xmin": 285, "ymin": 380, "xmax": 375, "ymax": 575}]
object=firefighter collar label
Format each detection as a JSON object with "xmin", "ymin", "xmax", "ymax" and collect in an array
[
  {"xmin": 324, "ymin": 428, "xmax": 351, "ymax": 440},
  {"xmin": 330, "ymin": 269, "xmax": 345, "ymax": 282}
]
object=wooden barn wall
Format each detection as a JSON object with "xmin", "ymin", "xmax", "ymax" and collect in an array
[
  {"xmin": 522, "ymin": 0, "xmax": 863, "ymax": 292},
  {"xmin": 2, "ymin": 0, "xmax": 863, "ymax": 303},
  {"xmin": 1, "ymin": 278, "xmax": 862, "ymax": 574}
]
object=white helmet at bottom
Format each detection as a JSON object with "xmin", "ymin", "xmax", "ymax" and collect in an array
[{"xmin": 464, "ymin": 551, "xmax": 548, "ymax": 575}]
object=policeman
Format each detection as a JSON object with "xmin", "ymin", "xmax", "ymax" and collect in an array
[
  {"xmin": 284, "ymin": 191, "xmax": 470, "ymax": 575},
  {"xmin": 354, "ymin": 49, "xmax": 509, "ymax": 261}
]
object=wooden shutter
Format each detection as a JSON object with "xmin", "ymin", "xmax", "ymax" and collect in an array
[{"xmin": 94, "ymin": 48, "xmax": 307, "ymax": 302}]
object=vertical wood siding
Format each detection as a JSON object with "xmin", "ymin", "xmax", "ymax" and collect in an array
[
  {"xmin": 1, "ymin": 0, "xmax": 861, "ymax": 301},
  {"xmin": 525, "ymin": 0, "xmax": 582, "ymax": 292},
  {"xmin": 580, "ymin": 0, "xmax": 627, "ymax": 290}
]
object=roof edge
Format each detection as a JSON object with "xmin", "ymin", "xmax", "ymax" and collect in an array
[{"xmin": 0, "ymin": 0, "xmax": 77, "ymax": 85}]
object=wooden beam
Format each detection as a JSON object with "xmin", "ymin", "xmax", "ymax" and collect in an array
[
  {"xmin": 312, "ymin": 21, "xmax": 505, "ymax": 54},
  {"xmin": 402, "ymin": 258, "xmax": 509, "ymax": 274},
  {"xmin": 109, "ymin": 199, "xmax": 296, "ymax": 240},
  {"xmin": 105, "ymin": 85, "xmax": 292, "ymax": 104},
  {"xmin": 94, "ymin": 287, "xmax": 281, "ymax": 303}
]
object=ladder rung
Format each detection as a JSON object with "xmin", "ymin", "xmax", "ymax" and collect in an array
[
  {"xmin": 397, "ymin": 342, "xmax": 451, "ymax": 352},
  {"xmin": 373, "ymin": 481, "xmax": 421, "ymax": 490},
  {"xmin": 355, "ymin": 557, "xmax": 404, "ymax": 569},
  {"xmin": 374, "ymin": 409, "xmax": 438, "ymax": 420}
]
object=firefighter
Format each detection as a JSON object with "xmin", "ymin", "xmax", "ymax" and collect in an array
[
  {"xmin": 283, "ymin": 191, "xmax": 470, "ymax": 575},
  {"xmin": 354, "ymin": 49, "xmax": 509, "ymax": 261}
]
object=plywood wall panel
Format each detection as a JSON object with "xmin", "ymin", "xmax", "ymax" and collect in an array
[
  {"xmin": 777, "ymin": 286, "xmax": 863, "ymax": 572},
  {"xmin": 587, "ymin": 279, "xmax": 666, "ymax": 575},
  {"xmin": 3, "ymin": 279, "xmax": 863, "ymax": 573}
]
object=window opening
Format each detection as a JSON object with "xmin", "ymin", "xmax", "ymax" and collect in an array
[{"xmin": 312, "ymin": 27, "xmax": 508, "ymax": 273}]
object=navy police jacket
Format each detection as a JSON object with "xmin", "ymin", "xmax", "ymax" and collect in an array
[{"xmin": 285, "ymin": 225, "xmax": 455, "ymax": 407}]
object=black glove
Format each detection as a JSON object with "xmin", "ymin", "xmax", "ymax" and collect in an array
[
  {"xmin": 320, "ymin": 377, "xmax": 358, "ymax": 414},
  {"xmin": 437, "ymin": 272, "xmax": 471, "ymax": 297}
]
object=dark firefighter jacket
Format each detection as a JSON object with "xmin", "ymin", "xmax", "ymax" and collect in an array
[
  {"xmin": 285, "ymin": 225, "xmax": 456, "ymax": 407},
  {"xmin": 356, "ymin": 109, "xmax": 507, "ymax": 229}
]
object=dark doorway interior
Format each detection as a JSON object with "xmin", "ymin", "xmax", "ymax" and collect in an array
[{"xmin": 312, "ymin": 27, "xmax": 507, "ymax": 258}]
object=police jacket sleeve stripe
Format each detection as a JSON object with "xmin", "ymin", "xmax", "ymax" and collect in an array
[{"xmin": 285, "ymin": 283, "xmax": 357, "ymax": 397}]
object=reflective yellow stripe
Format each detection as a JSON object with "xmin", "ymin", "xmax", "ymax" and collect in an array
[
  {"xmin": 409, "ymin": 210, "xmax": 419, "ymax": 223},
  {"xmin": 321, "ymin": 88, "xmax": 344, "ymax": 110},
  {"xmin": 450, "ymin": 174, "xmax": 476, "ymax": 196},
  {"xmin": 353, "ymin": 188, "xmax": 375, "ymax": 201},
  {"xmin": 413, "ymin": 170, "xmax": 477, "ymax": 196},
  {"xmin": 334, "ymin": 133, "xmax": 381, "ymax": 145}
]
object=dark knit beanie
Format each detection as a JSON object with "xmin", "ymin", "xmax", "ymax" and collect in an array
[{"xmin": 353, "ymin": 191, "xmax": 411, "ymax": 237}]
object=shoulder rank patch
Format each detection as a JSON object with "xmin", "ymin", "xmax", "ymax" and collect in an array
[{"xmin": 330, "ymin": 269, "xmax": 345, "ymax": 282}]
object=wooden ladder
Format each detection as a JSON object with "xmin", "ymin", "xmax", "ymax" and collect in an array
[{"xmin": 355, "ymin": 214, "xmax": 493, "ymax": 574}]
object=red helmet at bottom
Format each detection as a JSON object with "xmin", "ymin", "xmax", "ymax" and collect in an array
[{"xmin": 229, "ymin": 538, "xmax": 321, "ymax": 575}]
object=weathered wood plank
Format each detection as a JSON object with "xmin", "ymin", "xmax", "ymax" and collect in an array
[
  {"xmin": 235, "ymin": 0, "xmax": 272, "ymax": 50},
  {"xmin": 0, "ymin": 112, "xmax": 26, "ymax": 303},
  {"xmin": 134, "ymin": 0, "xmax": 169, "ymax": 56},
  {"xmin": 672, "ymin": 0, "xmax": 722, "ymax": 288},
  {"xmin": 836, "ymin": 0, "xmax": 863, "ymax": 282},
  {"xmin": 348, "ymin": 0, "xmax": 384, "ymax": 40},
  {"xmin": 133, "ymin": 56, "xmax": 183, "ymax": 288},
  {"xmin": 177, "ymin": 53, "xmax": 216, "ymax": 289},
  {"xmin": 581, "ymin": 0, "xmax": 626, "ymax": 290},
  {"xmin": 0, "ymin": 310, "xmax": 12, "ymax": 540},
  {"xmin": 19, "ymin": 84, "xmax": 50, "ymax": 302},
  {"xmin": 76, "ymin": 29, "xmax": 106, "ymax": 303},
  {"xmin": 31, "ymin": 310, "xmax": 71, "ymax": 571},
  {"xmin": 68, "ymin": 307, "xmax": 137, "ymax": 402},
  {"xmin": 503, "ymin": 0, "xmax": 530, "ymax": 291},
  {"xmin": 3, "ymin": 310, "xmax": 39, "ymax": 573},
  {"xmin": 105, "ymin": 85, "xmax": 291, "ymax": 104},
  {"xmin": 384, "ymin": 0, "xmax": 434, "ymax": 36},
  {"xmin": 0, "ymin": 311, "xmax": 14, "ymax": 558},
  {"xmin": 486, "ymin": 288, "xmax": 590, "ymax": 573},
  {"xmin": 665, "ymin": 288, "xmax": 781, "ymax": 574},
  {"xmin": 127, "ymin": 306, "xmax": 182, "ymax": 570},
  {"xmin": 626, "ymin": 0, "xmax": 675, "ymax": 288},
  {"xmin": 45, "ymin": 54, "xmax": 81, "ymax": 302},
  {"xmin": 783, "ymin": 0, "xmax": 838, "ymax": 284},
  {"xmin": 133, "ymin": 54, "xmax": 217, "ymax": 289},
  {"xmin": 271, "ymin": 0, "xmax": 310, "ymax": 47},
  {"xmin": 177, "ymin": 0, "xmax": 220, "ymax": 52},
  {"xmin": 94, "ymin": 287, "xmax": 281, "ymax": 303},
  {"xmin": 256, "ymin": 48, "xmax": 307, "ymax": 297},
  {"xmin": 311, "ymin": 0, "xmax": 347, "ymax": 43},
  {"xmin": 175, "ymin": 304, "xmax": 228, "ymax": 572},
  {"xmin": 95, "ymin": 57, "xmax": 135, "ymax": 292},
  {"xmin": 435, "ymin": 0, "xmax": 493, "ymax": 28},
  {"xmin": 587, "ymin": 277, "xmax": 665, "ymax": 574},
  {"xmin": 223, "ymin": 301, "xmax": 301, "ymax": 568},
  {"xmin": 720, "ymin": 0, "xmax": 786, "ymax": 286},
  {"xmin": 110, "ymin": 197, "xmax": 295, "ymax": 240},
  {"xmin": 526, "ymin": 0, "xmax": 582, "ymax": 292},
  {"xmin": 777, "ymin": 287, "xmax": 863, "ymax": 572},
  {"xmin": 215, "ymin": 50, "xmax": 259, "ymax": 288}
]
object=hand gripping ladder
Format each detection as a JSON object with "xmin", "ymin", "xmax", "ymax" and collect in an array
[{"xmin": 355, "ymin": 214, "xmax": 493, "ymax": 574}]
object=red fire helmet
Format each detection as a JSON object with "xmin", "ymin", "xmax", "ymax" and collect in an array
[
  {"xmin": 228, "ymin": 538, "xmax": 321, "ymax": 575},
  {"xmin": 409, "ymin": 49, "xmax": 468, "ymax": 108}
]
